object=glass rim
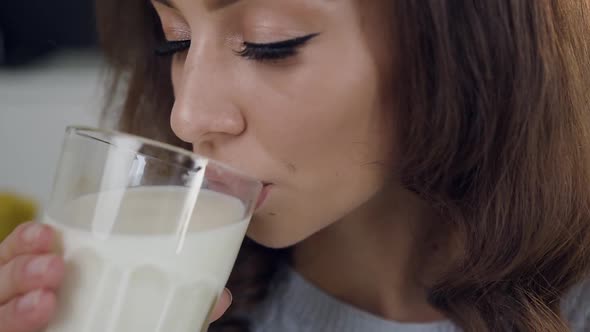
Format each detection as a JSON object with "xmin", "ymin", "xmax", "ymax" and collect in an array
[{"xmin": 66, "ymin": 125, "xmax": 262, "ymax": 186}]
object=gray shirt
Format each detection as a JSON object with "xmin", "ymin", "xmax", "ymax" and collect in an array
[{"xmin": 249, "ymin": 267, "xmax": 589, "ymax": 332}]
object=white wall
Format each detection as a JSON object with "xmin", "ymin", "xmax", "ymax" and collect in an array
[{"xmin": 0, "ymin": 51, "xmax": 105, "ymax": 207}]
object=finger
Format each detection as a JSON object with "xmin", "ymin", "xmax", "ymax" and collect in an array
[
  {"xmin": 0, "ymin": 289, "xmax": 57, "ymax": 332},
  {"xmin": 209, "ymin": 288, "xmax": 232, "ymax": 322},
  {"xmin": 0, "ymin": 223, "xmax": 55, "ymax": 266},
  {"xmin": 0, "ymin": 254, "xmax": 64, "ymax": 305}
]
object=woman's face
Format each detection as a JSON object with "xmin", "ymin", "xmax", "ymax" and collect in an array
[{"xmin": 152, "ymin": 0, "xmax": 397, "ymax": 248}]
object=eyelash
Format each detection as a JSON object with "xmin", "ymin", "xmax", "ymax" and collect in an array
[
  {"xmin": 154, "ymin": 33, "xmax": 319, "ymax": 62},
  {"xmin": 155, "ymin": 40, "xmax": 191, "ymax": 57}
]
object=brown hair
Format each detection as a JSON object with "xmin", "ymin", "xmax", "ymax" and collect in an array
[{"xmin": 96, "ymin": 1, "xmax": 590, "ymax": 331}]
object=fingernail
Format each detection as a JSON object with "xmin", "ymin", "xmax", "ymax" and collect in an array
[
  {"xmin": 26, "ymin": 256, "xmax": 53, "ymax": 277},
  {"xmin": 22, "ymin": 224, "xmax": 43, "ymax": 244},
  {"xmin": 17, "ymin": 290, "xmax": 42, "ymax": 313},
  {"xmin": 224, "ymin": 288, "xmax": 233, "ymax": 305}
]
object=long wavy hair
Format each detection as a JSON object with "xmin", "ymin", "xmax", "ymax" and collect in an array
[{"xmin": 95, "ymin": 1, "xmax": 590, "ymax": 331}]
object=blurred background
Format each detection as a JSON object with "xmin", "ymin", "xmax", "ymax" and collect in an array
[{"xmin": 0, "ymin": 0, "xmax": 105, "ymax": 236}]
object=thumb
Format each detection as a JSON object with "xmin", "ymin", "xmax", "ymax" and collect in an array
[{"xmin": 209, "ymin": 288, "xmax": 232, "ymax": 323}]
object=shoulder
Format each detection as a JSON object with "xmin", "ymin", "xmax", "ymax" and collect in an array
[{"xmin": 562, "ymin": 278, "xmax": 590, "ymax": 332}]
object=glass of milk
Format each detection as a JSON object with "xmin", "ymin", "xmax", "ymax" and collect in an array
[{"xmin": 41, "ymin": 126, "xmax": 263, "ymax": 332}]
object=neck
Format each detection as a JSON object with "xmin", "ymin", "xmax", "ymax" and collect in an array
[{"xmin": 292, "ymin": 186, "xmax": 447, "ymax": 323}]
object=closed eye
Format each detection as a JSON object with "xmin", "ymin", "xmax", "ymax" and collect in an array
[
  {"xmin": 154, "ymin": 33, "xmax": 319, "ymax": 62},
  {"xmin": 236, "ymin": 33, "xmax": 319, "ymax": 62},
  {"xmin": 155, "ymin": 40, "xmax": 191, "ymax": 56}
]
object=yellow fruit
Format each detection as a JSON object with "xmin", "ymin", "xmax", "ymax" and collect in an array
[{"xmin": 0, "ymin": 193, "xmax": 37, "ymax": 242}]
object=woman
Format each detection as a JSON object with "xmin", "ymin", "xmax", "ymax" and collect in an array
[{"xmin": 1, "ymin": 0, "xmax": 589, "ymax": 331}]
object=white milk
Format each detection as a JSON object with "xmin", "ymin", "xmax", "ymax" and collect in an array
[{"xmin": 42, "ymin": 186, "xmax": 250, "ymax": 332}]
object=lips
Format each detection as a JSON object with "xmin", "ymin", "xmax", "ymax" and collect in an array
[
  {"xmin": 255, "ymin": 183, "xmax": 273, "ymax": 210},
  {"xmin": 203, "ymin": 164, "xmax": 241, "ymax": 187},
  {"xmin": 203, "ymin": 164, "xmax": 271, "ymax": 211}
]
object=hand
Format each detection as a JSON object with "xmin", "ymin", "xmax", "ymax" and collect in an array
[
  {"xmin": 0, "ymin": 222, "xmax": 232, "ymax": 332},
  {"xmin": 0, "ymin": 222, "xmax": 62, "ymax": 332}
]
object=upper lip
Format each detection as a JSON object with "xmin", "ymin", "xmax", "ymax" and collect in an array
[{"xmin": 203, "ymin": 165, "xmax": 272, "ymax": 188}]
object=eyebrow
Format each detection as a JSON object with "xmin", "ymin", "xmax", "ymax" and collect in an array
[
  {"xmin": 153, "ymin": 0, "xmax": 175, "ymax": 8},
  {"xmin": 153, "ymin": 0, "xmax": 241, "ymax": 10}
]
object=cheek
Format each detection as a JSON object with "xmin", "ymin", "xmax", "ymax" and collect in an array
[
  {"xmin": 247, "ymin": 45, "xmax": 394, "ymax": 187},
  {"xmin": 245, "ymin": 46, "xmax": 395, "ymax": 248}
]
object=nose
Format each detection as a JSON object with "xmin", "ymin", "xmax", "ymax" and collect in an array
[{"xmin": 170, "ymin": 44, "xmax": 246, "ymax": 152}]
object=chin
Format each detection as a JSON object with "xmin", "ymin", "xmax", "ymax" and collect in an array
[{"xmin": 245, "ymin": 214, "xmax": 313, "ymax": 249}]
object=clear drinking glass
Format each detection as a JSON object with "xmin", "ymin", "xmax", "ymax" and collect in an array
[{"xmin": 41, "ymin": 126, "xmax": 262, "ymax": 332}]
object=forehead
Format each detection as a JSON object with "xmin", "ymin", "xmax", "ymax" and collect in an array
[
  {"xmin": 151, "ymin": 0, "xmax": 393, "ymax": 37},
  {"xmin": 153, "ymin": 0, "xmax": 341, "ymax": 10},
  {"xmin": 153, "ymin": 0, "xmax": 251, "ymax": 10}
]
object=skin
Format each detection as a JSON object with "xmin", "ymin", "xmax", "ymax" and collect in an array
[
  {"xmin": 0, "ymin": 0, "xmax": 445, "ymax": 330},
  {"xmin": 163, "ymin": 0, "xmax": 443, "ymax": 322},
  {"xmin": 163, "ymin": 0, "xmax": 398, "ymax": 249}
]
